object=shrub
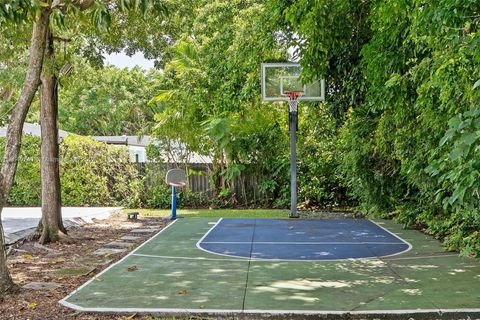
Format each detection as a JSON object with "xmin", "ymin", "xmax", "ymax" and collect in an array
[
  {"xmin": 0, "ymin": 135, "xmax": 141, "ymax": 207},
  {"xmin": 0, "ymin": 135, "xmax": 41, "ymax": 206},
  {"xmin": 60, "ymin": 135, "xmax": 141, "ymax": 207}
]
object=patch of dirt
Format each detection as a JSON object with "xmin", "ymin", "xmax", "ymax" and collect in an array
[
  {"xmin": 1, "ymin": 212, "xmax": 187, "ymax": 320},
  {"xmin": 298, "ymin": 209, "xmax": 362, "ymax": 219}
]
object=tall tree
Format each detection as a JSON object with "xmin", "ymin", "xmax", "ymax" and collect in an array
[
  {"xmin": 39, "ymin": 29, "xmax": 66, "ymax": 243},
  {"xmin": 0, "ymin": 0, "xmax": 167, "ymax": 295},
  {"xmin": 150, "ymin": 0, "xmax": 290, "ymax": 203},
  {"xmin": 0, "ymin": 3, "xmax": 50, "ymax": 294},
  {"xmin": 34, "ymin": 0, "xmax": 171, "ymax": 242},
  {"xmin": 58, "ymin": 63, "xmax": 163, "ymax": 136}
]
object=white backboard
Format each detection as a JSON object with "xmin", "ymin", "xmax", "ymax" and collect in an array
[{"xmin": 261, "ymin": 63, "xmax": 325, "ymax": 101}]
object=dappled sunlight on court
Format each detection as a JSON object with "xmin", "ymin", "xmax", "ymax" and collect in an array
[
  {"xmin": 275, "ymin": 293, "xmax": 320, "ymax": 303},
  {"xmin": 254, "ymin": 278, "xmax": 355, "ymax": 292},
  {"xmin": 400, "ymin": 289, "xmax": 423, "ymax": 295}
]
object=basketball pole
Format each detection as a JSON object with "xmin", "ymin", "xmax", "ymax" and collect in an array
[
  {"xmin": 289, "ymin": 110, "xmax": 298, "ymax": 218},
  {"xmin": 171, "ymin": 186, "xmax": 177, "ymax": 220},
  {"xmin": 286, "ymin": 93, "xmax": 301, "ymax": 219}
]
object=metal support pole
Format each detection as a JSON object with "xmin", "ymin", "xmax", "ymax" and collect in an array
[
  {"xmin": 289, "ymin": 111, "xmax": 298, "ymax": 218},
  {"xmin": 171, "ymin": 186, "xmax": 177, "ymax": 220}
]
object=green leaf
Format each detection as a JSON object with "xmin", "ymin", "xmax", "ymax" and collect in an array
[
  {"xmin": 449, "ymin": 146, "xmax": 466, "ymax": 161},
  {"xmin": 461, "ymin": 132, "xmax": 478, "ymax": 146},
  {"xmin": 448, "ymin": 115, "xmax": 462, "ymax": 129},
  {"xmin": 473, "ymin": 79, "xmax": 480, "ymax": 90},
  {"xmin": 439, "ymin": 128, "xmax": 455, "ymax": 146},
  {"xmin": 385, "ymin": 73, "xmax": 402, "ymax": 88}
]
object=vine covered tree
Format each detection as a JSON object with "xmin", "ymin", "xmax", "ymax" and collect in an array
[{"xmin": 273, "ymin": 0, "xmax": 480, "ymax": 255}]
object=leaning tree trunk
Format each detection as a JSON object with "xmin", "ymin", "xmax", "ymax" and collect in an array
[
  {"xmin": 0, "ymin": 8, "xmax": 50, "ymax": 295},
  {"xmin": 38, "ymin": 28, "xmax": 66, "ymax": 244}
]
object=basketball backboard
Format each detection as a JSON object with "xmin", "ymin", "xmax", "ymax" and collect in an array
[
  {"xmin": 261, "ymin": 63, "xmax": 325, "ymax": 101},
  {"xmin": 166, "ymin": 169, "xmax": 187, "ymax": 187}
]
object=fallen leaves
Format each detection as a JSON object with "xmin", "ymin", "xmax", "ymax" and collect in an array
[
  {"xmin": 4, "ymin": 214, "xmax": 165, "ymax": 319},
  {"xmin": 27, "ymin": 302, "xmax": 37, "ymax": 310},
  {"xmin": 52, "ymin": 257, "xmax": 65, "ymax": 264},
  {"xmin": 127, "ymin": 265, "xmax": 138, "ymax": 272},
  {"xmin": 178, "ymin": 288, "xmax": 188, "ymax": 295}
]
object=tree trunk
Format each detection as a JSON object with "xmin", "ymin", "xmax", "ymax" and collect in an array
[
  {"xmin": 38, "ymin": 28, "xmax": 66, "ymax": 244},
  {"xmin": 241, "ymin": 175, "xmax": 247, "ymax": 207},
  {"xmin": 0, "ymin": 180, "xmax": 15, "ymax": 295},
  {"xmin": 0, "ymin": 8, "xmax": 50, "ymax": 296}
]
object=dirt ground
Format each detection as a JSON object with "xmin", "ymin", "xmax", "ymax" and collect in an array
[{"xmin": 0, "ymin": 212, "xmax": 201, "ymax": 320}]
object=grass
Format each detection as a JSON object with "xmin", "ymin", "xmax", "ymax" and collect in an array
[{"xmin": 123, "ymin": 208, "xmax": 289, "ymax": 219}]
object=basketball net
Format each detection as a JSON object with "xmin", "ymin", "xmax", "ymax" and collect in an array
[{"xmin": 284, "ymin": 91, "xmax": 304, "ymax": 113}]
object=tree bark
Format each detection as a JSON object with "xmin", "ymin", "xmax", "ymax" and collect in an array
[
  {"xmin": 38, "ymin": 28, "xmax": 66, "ymax": 244},
  {"xmin": 0, "ymin": 8, "xmax": 50, "ymax": 296}
]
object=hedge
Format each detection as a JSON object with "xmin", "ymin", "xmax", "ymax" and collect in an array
[{"xmin": 0, "ymin": 135, "xmax": 141, "ymax": 207}]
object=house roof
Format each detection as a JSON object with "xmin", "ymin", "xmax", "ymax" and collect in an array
[
  {"xmin": 91, "ymin": 135, "xmax": 150, "ymax": 147},
  {"xmin": 0, "ymin": 122, "xmax": 71, "ymax": 141},
  {"xmin": 0, "ymin": 124, "xmax": 213, "ymax": 164}
]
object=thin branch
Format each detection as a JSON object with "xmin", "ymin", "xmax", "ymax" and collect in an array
[{"xmin": 52, "ymin": 36, "xmax": 71, "ymax": 42}]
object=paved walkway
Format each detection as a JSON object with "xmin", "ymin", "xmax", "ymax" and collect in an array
[{"xmin": 2, "ymin": 207, "xmax": 122, "ymax": 244}]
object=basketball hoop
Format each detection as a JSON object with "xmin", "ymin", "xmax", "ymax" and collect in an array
[
  {"xmin": 261, "ymin": 63, "xmax": 325, "ymax": 219},
  {"xmin": 283, "ymin": 90, "xmax": 304, "ymax": 113}
]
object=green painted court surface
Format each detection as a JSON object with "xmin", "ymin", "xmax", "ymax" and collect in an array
[{"xmin": 61, "ymin": 218, "xmax": 480, "ymax": 316}]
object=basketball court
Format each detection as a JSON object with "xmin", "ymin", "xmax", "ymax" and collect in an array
[{"xmin": 60, "ymin": 217, "xmax": 480, "ymax": 317}]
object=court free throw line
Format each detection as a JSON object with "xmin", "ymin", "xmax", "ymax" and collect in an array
[{"xmin": 200, "ymin": 241, "xmax": 406, "ymax": 245}]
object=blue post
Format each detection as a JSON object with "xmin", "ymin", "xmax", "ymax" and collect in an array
[{"xmin": 171, "ymin": 186, "xmax": 177, "ymax": 220}]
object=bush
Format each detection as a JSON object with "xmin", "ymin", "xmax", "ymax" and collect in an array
[
  {"xmin": 0, "ymin": 135, "xmax": 141, "ymax": 207},
  {"xmin": 60, "ymin": 135, "xmax": 141, "ymax": 207},
  {"xmin": 0, "ymin": 135, "xmax": 41, "ymax": 206}
]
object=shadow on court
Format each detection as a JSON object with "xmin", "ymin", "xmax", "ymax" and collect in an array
[{"xmin": 60, "ymin": 218, "xmax": 480, "ymax": 318}]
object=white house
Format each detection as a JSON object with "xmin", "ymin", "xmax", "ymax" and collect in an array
[
  {"xmin": 0, "ymin": 123, "xmax": 212, "ymax": 165},
  {"xmin": 91, "ymin": 136, "xmax": 212, "ymax": 164},
  {"xmin": 91, "ymin": 135, "xmax": 150, "ymax": 163}
]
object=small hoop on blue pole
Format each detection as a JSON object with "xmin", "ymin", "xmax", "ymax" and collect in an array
[{"xmin": 165, "ymin": 169, "xmax": 187, "ymax": 220}]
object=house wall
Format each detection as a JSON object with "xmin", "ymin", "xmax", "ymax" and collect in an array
[{"xmin": 128, "ymin": 145, "xmax": 148, "ymax": 163}]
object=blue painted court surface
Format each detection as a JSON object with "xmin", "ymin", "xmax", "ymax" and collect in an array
[{"xmin": 198, "ymin": 218, "xmax": 411, "ymax": 260}]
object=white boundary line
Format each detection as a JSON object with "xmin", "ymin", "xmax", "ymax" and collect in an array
[
  {"xmin": 59, "ymin": 219, "xmax": 178, "ymax": 308},
  {"xmin": 131, "ymin": 253, "xmax": 250, "ymax": 262},
  {"xmin": 196, "ymin": 219, "xmax": 412, "ymax": 262},
  {"xmin": 195, "ymin": 218, "xmax": 231, "ymax": 257},
  {"xmin": 369, "ymin": 220, "xmax": 413, "ymax": 258},
  {"xmin": 201, "ymin": 241, "xmax": 406, "ymax": 245}
]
